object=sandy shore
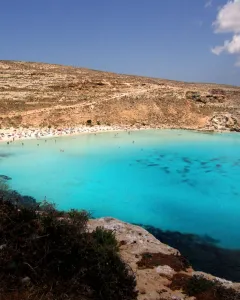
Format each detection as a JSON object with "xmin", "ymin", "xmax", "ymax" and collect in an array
[
  {"xmin": 0, "ymin": 125, "xmax": 156, "ymax": 143},
  {"xmin": 0, "ymin": 124, "xmax": 230, "ymax": 143}
]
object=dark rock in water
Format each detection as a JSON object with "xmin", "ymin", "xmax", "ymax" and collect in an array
[
  {"xmin": 0, "ymin": 153, "xmax": 12, "ymax": 158},
  {"xmin": 0, "ymin": 175, "xmax": 12, "ymax": 180},
  {"xmin": 181, "ymin": 179, "xmax": 196, "ymax": 187},
  {"xmin": 161, "ymin": 167, "xmax": 170, "ymax": 174},
  {"xmin": 136, "ymin": 223, "xmax": 240, "ymax": 282},
  {"xmin": 183, "ymin": 157, "xmax": 191, "ymax": 164}
]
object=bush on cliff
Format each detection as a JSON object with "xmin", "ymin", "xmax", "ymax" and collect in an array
[{"xmin": 0, "ymin": 199, "xmax": 137, "ymax": 300}]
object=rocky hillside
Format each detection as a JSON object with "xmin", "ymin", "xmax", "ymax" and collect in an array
[
  {"xmin": 89, "ymin": 218, "xmax": 240, "ymax": 300},
  {"xmin": 0, "ymin": 60, "xmax": 240, "ymax": 131}
]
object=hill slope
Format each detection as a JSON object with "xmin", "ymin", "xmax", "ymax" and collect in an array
[{"xmin": 0, "ymin": 60, "xmax": 240, "ymax": 131}]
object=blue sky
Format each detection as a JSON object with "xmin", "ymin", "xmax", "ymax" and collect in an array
[{"xmin": 1, "ymin": 0, "xmax": 240, "ymax": 85}]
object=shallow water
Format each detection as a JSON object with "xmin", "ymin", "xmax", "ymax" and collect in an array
[{"xmin": 0, "ymin": 129, "xmax": 240, "ymax": 249}]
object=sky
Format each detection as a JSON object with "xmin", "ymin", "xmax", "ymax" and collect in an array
[{"xmin": 0, "ymin": 0, "xmax": 240, "ymax": 86}]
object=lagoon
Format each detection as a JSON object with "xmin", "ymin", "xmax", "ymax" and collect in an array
[{"xmin": 0, "ymin": 129, "xmax": 240, "ymax": 249}]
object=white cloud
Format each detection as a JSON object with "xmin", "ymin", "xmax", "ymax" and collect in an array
[
  {"xmin": 213, "ymin": 0, "xmax": 240, "ymax": 33},
  {"xmin": 212, "ymin": 35, "xmax": 240, "ymax": 54},
  {"xmin": 212, "ymin": 0, "xmax": 240, "ymax": 66},
  {"xmin": 205, "ymin": 0, "xmax": 213, "ymax": 8}
]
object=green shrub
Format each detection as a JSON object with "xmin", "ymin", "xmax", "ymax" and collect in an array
[
  {"xmin": 186, "ymin": 275, "xmax": 215, "ymax": 296},
  {"xmin": 92, "ymin": 226, "xmax": 119, "ymax": 251},
  {"xmin": 86, "ymin": 119, "xmax": 92, "ymax": 126},
  {"xmin": 0, "ymin": 200, "xmax": 137, "ymax": 300},
  {"xmin": 0, "ymin": 178, "xmax": 9, "ymax": 191}
]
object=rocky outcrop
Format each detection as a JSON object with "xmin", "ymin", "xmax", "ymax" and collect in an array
[
  {"xmin": 185, "ymin": 91, "xmax": 204, "ymax": 103},
  {"xmin": 205, "ymin": 113, "xmax": 240, "ymax": 132},
  {"xmin": 88, "ymin": 218, "xmax": 240, "ymax": 300},
  {"xmin": 185, "ymin": 90, "xmax": 226, "ymax": 105}
]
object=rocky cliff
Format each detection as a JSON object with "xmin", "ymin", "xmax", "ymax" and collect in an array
[
  {"xmin": 89, "ymin": 218, "xmax": 240, "ymax": 300},
  {"xmin": 0, "ymin": 60, "xmax": 240, "ymax": 132}
]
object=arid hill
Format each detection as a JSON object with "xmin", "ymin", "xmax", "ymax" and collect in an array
[{"xmin": 0, "ymin": 60, "xmax": 240, "ymax": 131}]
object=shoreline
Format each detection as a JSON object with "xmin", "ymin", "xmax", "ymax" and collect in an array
[
  {"xmin": 0, "ymin": 125, "xmax": 150, "ymax": 143},
  {"xmin": 0, "ymin": 124, "xmax": 236, "ymax": 143}
]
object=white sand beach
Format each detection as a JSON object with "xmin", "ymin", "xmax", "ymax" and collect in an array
[{"xmin": 0, "ymin": 125, "xmax": 155, "ymax": 143}]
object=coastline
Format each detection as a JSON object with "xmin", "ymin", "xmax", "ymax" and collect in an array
[
  {"xmin": 0, "ymin": 124, "xmax": 236, "ymax": 143},
  {"xmin": 0, "ymin": 125, "xmax": 150, "ymax": 143}
]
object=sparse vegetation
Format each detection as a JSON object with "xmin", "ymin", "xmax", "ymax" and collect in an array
[
  {"xmin": 137, "ymin": 252, "xmax": 190, "ymax": 272},
  {"xmin": 185, "ymin": 275, "xmax": 215, "ymax": 296},
  {"xmin": 1, "ymin": 60, "xmax": 239, "ymax": 130},
  {"xmin": 169, "ymin": 274, "xmax": 240, "ymax": 300}
]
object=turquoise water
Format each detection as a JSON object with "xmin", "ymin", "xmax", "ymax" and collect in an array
[{"xmin": 0, "ymin": 129, "xmax": 240, "ymax": 249}]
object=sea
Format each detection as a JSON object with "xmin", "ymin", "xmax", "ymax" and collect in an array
[{"xmin": 0, "ymin": 129, "xmax": 240, "ymax": 251}]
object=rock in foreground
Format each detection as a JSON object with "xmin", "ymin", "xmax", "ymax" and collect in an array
[{"xmin": 89, "ymin": 218, "xmax": 240, "ymax": 300}]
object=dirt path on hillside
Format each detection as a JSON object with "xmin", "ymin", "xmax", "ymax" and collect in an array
[{"xmin": 7, "ymin": 85, "xmax": 161, "ymax": 118}]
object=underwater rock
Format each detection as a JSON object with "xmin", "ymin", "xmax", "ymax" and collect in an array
[
  {"xmin": 0, "ymin": 175, "xmax": 12, "ymax": 180},
  {"xmin": 0, "ymin": 153, "xmax": 12, "ymax": 158},
  {"xmin": 161, "ymin": 167, "xmax": 170, "ymax": 174},
  {"xmin": 183, "ymin": 157, "xmax": 191, "ymax": 164}
]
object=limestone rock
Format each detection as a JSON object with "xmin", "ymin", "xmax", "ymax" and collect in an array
[
  {"xmin": 206, "ymin": 113, "xmax": 240, "ymax": 132},
  {"xmin": 88, "ymin": 217, "xmax": 240, "ymax": 300}
]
